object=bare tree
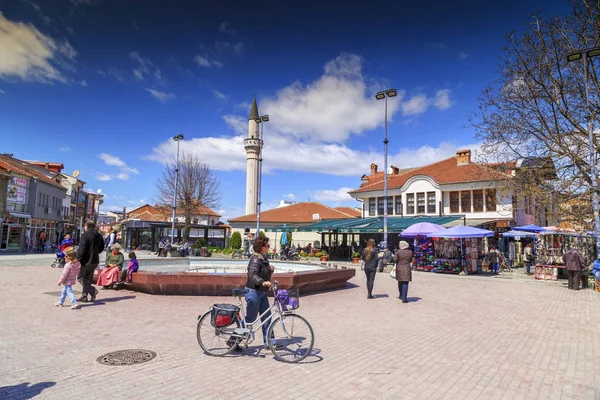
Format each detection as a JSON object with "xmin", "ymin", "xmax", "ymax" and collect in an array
[
  {"xmin": 155, "ymin": 152, "xmax": 222, "ymax": 241},
  {"xmin": 470, "ymin": 0, "xmax": 600, "ymax": 226}
]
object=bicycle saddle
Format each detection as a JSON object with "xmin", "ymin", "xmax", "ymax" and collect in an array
[{"xmin": 232, "ymin": 288, "xmax": 249, "ymax": 297}]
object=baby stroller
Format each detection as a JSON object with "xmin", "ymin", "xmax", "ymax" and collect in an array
[
  {"xmin": 51, "ymin": 241, "xmax": 77, "ymax": 268},
  {"xmin": 499, "ymin": 253, "xmax": 511, "ymax": 273}
]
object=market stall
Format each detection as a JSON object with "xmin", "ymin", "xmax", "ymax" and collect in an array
[
  {"xmin": 533, "ymin": 231, "xmax": 596, "ymax": 281},
  {"xmin": 500, "ymin": 230, "xmax": 538, "ymax": 269},
  {"xmin": 400, "ymin": 222, "xmax": 445, "ymax": 273},
  {"xmin": 427, "ymin": 226, "xmax": 494, "ymax": 275}
]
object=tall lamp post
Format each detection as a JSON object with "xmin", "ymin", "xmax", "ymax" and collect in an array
[
  {"xmin": 254, "ymin": 115, "xmax": 269, "ymax": 237},
  {"xmin": 567, "ymin": 46, "xmax": 600, "ymax": 258},
  {"xmin": 95, "ymin": 188, "xmax": 102, "ymax": 224},
  {"xmin": 375, "ymin": 88, "xmax": 397, "ymax": 249},
  {"xmin": 171, "ymin": 134, "xmax": 184, "ymax": 244}
]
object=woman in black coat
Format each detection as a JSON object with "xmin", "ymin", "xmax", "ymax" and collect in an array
[
  {"xmin": 394, "ymin": 241, "xmax": 413, "ymax": 303},
  {"xmin": 363, "ymin": 239, "xmax": 379, "ymax": 299}
]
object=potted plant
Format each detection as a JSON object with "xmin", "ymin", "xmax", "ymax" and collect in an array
[
  {"xmin": 319, "ymin": 251, "xmax": 329, "ymax": 262},
  {"xmin": 352, "ymin": 251, "xmax": 361, "ymax": 263}
]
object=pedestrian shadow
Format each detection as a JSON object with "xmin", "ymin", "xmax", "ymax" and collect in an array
[
  {"xmin": 0, "ymin": 382, "xmax": 56, "ymax": 399},
  {"xmin": 373, "ymin": 294, "xmax": 389, "ymax": 299},
  {"xmin": 406, "ymin": 297, "xmax": 422, "ymax": 302},
  {"xmin": 227, "ymin": 346, "xmax": 323, "ymax": 364},
  {"xmin": 79, "ymin": 295, "xmax": 136, "ymax": 307}
]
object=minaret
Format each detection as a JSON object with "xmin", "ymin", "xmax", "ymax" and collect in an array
[{"xmin": 244, "ymin": 97, "xmax": 261, "ymax": 216}]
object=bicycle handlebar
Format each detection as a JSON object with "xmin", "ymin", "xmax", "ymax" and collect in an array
[{"xmin": 272, "ymin": 280, "xmax": 278, "ymax": 292}]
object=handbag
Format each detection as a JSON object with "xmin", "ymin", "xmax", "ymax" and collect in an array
[{"xmin": 390, "ymin": 267, "xmax": 396, "ymax": 279}]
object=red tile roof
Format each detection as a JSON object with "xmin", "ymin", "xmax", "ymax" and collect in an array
[
  {"xmin": 0, "ymin": 155, "xmax": 66, "ymax": 190},
  {"xmin": 350, "ymin": 156, "xmax": 511, "ymax": 194},
  {"xmin": 334, "ymin": 207, "xmax": 362, "ymax": 217},
  {"xmin": 229, "ymin": 202, "xmax": 358, "ymax": 223},
  {"xmin": 127, "ymin": 203, "xmax": 220, "ymax": 221}
]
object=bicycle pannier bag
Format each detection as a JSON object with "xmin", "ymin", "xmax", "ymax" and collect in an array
[{"xmin": 211, "ymin": 304, "xmax": 239, "ymax": 328}]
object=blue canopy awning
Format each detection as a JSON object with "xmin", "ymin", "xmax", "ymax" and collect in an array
[
  {"xmin": 502, "ymin": 230, "xmax": 538, "ymax": 238},
  {"xmin": 513, "ymin": 224, "xmax": 545, "ymax": 232}
]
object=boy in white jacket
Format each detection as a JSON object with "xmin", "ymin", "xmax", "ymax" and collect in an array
[{"xmin": 55, "ymin": 248, "xmax": 81, "ymax": 310}]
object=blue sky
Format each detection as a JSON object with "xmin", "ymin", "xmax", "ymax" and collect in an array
[{"xmin": 0, "ymin": 0, "xmax": 570, "ymax": 221}]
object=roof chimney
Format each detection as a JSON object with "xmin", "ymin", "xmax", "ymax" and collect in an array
[
  {"xmin": 456, "ymin": 149, "xmax": 471, "ymax": 166},
  {"xmin": 45, "ymin": 162, "xmax": 49, "ymax": 170},
  {"xmin": 390, "ymin": 165, "xmax": 400, "ymax": 175},
  {"xmin": 370, "ymin": 163, "xmax": 378, "ymax": 175}
]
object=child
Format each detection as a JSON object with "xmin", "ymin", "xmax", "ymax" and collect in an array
[
  {"xmin": 55, "ymin": 248, "xmax": 80, "ymax": 310},
  {"xmin": 117, "ymin": 251, "xmax": 139, "ymax": 285}
]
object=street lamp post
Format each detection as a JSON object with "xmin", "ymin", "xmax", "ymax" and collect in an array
[
  {"xmin": 95, "ymin": 188, "xmax": 102, "ymax": 224},
  {"xmin": 171, "ymin": 134, "xmax": 184, "ymax": 244},
  {"xmin": 375, "ymin": 89, "xmax": 397, "ymax": 249},
  {"xmin": 567, "ymin": 46, "xmax": 600, "ymax": 258},
  {"xmin": 254, "ymin": 115, "xmax": 269, "ymax": 237}
]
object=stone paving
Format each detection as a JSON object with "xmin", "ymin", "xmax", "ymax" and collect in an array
[{"xmin": 0, "ymin": 257, "xmax": 599, "ymax": 399}]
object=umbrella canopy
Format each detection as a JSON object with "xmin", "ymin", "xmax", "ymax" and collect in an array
[
  {"xmin": 513, "ymin": 224, "xmax": 545, "ymax": 233},
  {"xmin": 401, "ymin": 222, "xmax": 446, "ymax": 238},
  {"xmin": 502, "ymin": 230, "xmax": 538, "ymax": 238},
  {"xmin": 427, "ymin": 225, "xmax": 494, "ymax": 238}
]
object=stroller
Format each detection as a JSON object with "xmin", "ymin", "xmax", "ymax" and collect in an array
[{"xmin": 51, "ymin": 238, "xmax": 76, "ymax": 268}]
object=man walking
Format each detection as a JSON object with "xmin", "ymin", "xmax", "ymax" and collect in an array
[
  {"xmin": 488, "ymin": 247, "xmax": 500, "ymax": 274},
  {"xmin": 564, "ymin": 246, "xmax": 586, "ymax": 291},
  {"xmin": 77, "ymin": 221, "xmax": 105, "ymax": 302}
]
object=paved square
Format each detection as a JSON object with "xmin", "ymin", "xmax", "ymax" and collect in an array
[{"xmin": 0, "ymin": 259, "xmax": 599, "ymax": 399}]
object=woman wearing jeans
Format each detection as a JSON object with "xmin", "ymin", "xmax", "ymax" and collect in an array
[
  {"xmin": 363, "ymin": 239, "xmax": 379, "ymax": 299},
  {"xmin": 244, "ymin": 236, "xmax": 275, "ymax": 347},
  {"xmin": 394, "ymin": 241, "xmax": 413, "ymax": 303}
]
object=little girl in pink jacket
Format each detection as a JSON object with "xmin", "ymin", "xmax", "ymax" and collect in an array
[{"xmin": 55, "ymin": 248, "xmax": 81, "ymax": 310}]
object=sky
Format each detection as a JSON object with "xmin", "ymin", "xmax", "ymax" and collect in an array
[{"xmin": 0, "ymin": 0, "xmax": 571, "ymax": 221}]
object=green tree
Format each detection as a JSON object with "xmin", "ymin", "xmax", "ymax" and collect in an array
[{"xmin": 230, "ymin": 231, "xmax": 242, "ymax": 249}]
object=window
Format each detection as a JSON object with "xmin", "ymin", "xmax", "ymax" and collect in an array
[
  {"xmin": 427, "ymin": 192, "xmax": 436, "ymax": 214},
  {"xmin": 368, "ymin": 198, "xmax": 376, "ymax": 216},
  {"xmin": 407, "ymin": 194, "xmax": 415, "ymax": 214},
  {"xmin": 461, "ymin": 191, "xmax": 471, "ymax": 213},
  {"xmin": 486, "ymin": 189, "xmax": 497, "ymax": 212},
  {"xmin": 37, "ymin": 193, "xmax": 41, "ymax": 206},
  {"xmin": 473, "ymin": 190, "xmax": 484, "ymax": 212},
  {"xmin": 417, "ymin": 193, "xmax": 425, "ymax": 214},
  {"xmin": 387, "ymin": 197, "xmax": 394, "ymax": 215},
  {"xmin": 377, "ymin": 197, "xmax": 384, "ymax": 215},
  {"xmin": 395, "ymin": 196, "xmax": 403, "ymax": 215},
  {"xmin": 450, "ymin": 191, "xmax": 459, "ymax": 213}
]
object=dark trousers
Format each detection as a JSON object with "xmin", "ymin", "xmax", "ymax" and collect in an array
[
  {"xmin": 365, "ymin": 269, "xmax": 376, "ymax": 296},
  {"xmin": 526, "ymin": 262, "xmax": 532, "ymax": 274},
  {"xmin": 567, "ymin": 270, "xmax": 582, "ymax": 290},
  {"xmin": 78, "ymin": 264, "xmax": 97, "ymax": 298},
  {"xmin": 119, "ymin": 269, "xmax": 128, "ymax": 282},
  {"xmin": 398, "ymin": 281, "xmax": 409, "ymax": 301},
  {"xmin": 244, "ymin": 288, "xmax": 272, "ymax": 344}
]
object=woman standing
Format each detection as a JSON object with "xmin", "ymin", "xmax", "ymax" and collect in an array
[
  {"xmin": 394, "ymin": 241, "xmax": 413, "ymax": 303},
  {"xmin": 245, "ymin": 236, "xmax": 275, "ymax": 346},
  {"xmin": 363, "ymin": 239, "xmax": 379, "ymax": 299}
]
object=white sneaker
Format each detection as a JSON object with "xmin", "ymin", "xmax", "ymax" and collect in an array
[
  {"xmin": 54, "ymin": 302, "xmax": 63, "ymax": 307},
  {"xmin": 70, "ymin": 304, "xmax": 78, "ymax": 310}
]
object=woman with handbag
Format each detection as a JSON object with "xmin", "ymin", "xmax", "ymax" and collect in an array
[
  {"xmin": 393, "ymin": 241, "xmax": 413, "ymax": 303},
  {"xmin": 363, "ymin": 239, "xmax": 379, "ymax": 299}
]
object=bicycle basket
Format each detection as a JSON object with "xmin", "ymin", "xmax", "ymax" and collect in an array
[
  {"xmin": 210, "ymin": 304, "xmax": 239, "ymax": 328},
  {"xmin": 276, "ymin": 289, "xmax": 299, "ymax": 311}
]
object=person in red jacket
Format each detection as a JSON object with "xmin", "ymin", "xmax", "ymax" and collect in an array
[{"xmin": 54, "ymin": 248, "xmax": 81, "ymax": 310}]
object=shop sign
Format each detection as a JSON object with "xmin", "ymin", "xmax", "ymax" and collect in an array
[
  {"xmin": 7, "ymin": 184, "xmax": 27, "ymax": 204},
  {"xmin": 11, "ymin": 176, "xmax": 29, "ymax": 187}
]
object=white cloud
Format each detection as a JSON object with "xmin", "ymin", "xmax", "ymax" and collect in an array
[
  {"xmin": 0, "ymin": 12, "xmax": 77, "ymax": 84},
  {"xmin": 145, "ymin": 88, "xmax": 175, "ymax": 103},
  {"xmin": 219, "ymin": 22, "xmax": 235, "ymax": 35},
  {"xmin": 459, "ymin": 51, "xmax": 469, "ymax": 60},
  {"xmin": 98, "ymin": 153, "xmax": 139, "ymax": 180},
  {"xmin": 283, "ymin": 193, "xmax": 296, "ymax": 201},
  {"xmin": 59, "ymin": 146, "xmax": 70, "ymax": 152},
  {"xmin": 215, "ymin": 41, "xmax": 243, "ymax": 55},
  {"xmin": 194, "ymin": 55, "xmax": 223, "ymax": 69},
  {"xmin": 146, "ymin": 54, "xmax": 465, "ymax": 176},
  {"xmin": 213, "ymin": 89, "xmax": 227, "ymax": 100},
  {"xmin": 433, "ymin": 89, "xmax": 453, "ymax": 110},
  {"xmin": 130, "ymin": 51, "xmax": 162, "ymax": 82},
  {"xmin": 312, "ymin": 187, "xmax": 354, "ymax": 202},
  {"xmin": 0, "ymin": 88, "xmax": 4, "ymax": 94},
  {"xmin": 96, "ymin": 172, "xmax": 111, "ymax": 181},
  {"xmin": 97, "ymin": 67, "xmax": 126, "ymax": 82},
  {"xmin": 79, "ymin": 79, "xmax": 87, "ymax": 86}
]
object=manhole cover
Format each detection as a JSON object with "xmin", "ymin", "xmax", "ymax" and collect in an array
[{"xmin": 96, "ymin": 349, "xmax": 157, "ymax": 366}]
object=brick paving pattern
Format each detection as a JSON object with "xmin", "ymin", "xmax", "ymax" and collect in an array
[{"xmin": 0, "ymin": 259, "xmax": 599, "ymax": 399}]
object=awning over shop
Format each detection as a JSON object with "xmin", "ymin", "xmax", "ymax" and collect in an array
[
  {"xmin": 9, "ymin": 212, "xmax": 32, "ymax": 219},
  {"xmin": 445, "ymin": 218, "xmax": 505, "ymax": 228},
  {"xmin": 272, "ymin": 216, "xmax": 465, "ymax": 234}
]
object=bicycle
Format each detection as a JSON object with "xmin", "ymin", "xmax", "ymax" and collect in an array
[{"xmin": 196, "ymin": 281, "xmax": 314, "ymax": 363}]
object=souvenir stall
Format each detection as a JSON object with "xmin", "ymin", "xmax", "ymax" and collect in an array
[
  {"xmin": 428, "ymin": 226, "xmax": 494, "ymax": 275},
  {"xmin": 400, "ymin": 222, "xmax": 446, "ymax": 272},
  {"xmin": 500, "ymin": 230, "xmax": 538, "ymax": 269},
  {"xmin": 534, "ymin": 231, "xmax": 596, "ymax": 281}
]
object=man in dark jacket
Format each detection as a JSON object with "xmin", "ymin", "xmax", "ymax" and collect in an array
[
  {"xmin": 77, "ymin": 221, "xmax": 105, "ymax": 302},
  {"xmin": 564, "ymin": 247, "xmax": 586, "ymax": 290}
]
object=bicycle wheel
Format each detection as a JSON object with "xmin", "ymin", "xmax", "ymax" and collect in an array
[
  {"xmin": 197, "ymin": 311, "xmax": 241, "ymax": 356},
  {"xmin": 267, "ymin": 314, "xmax": 314, "ymax": 363}
]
